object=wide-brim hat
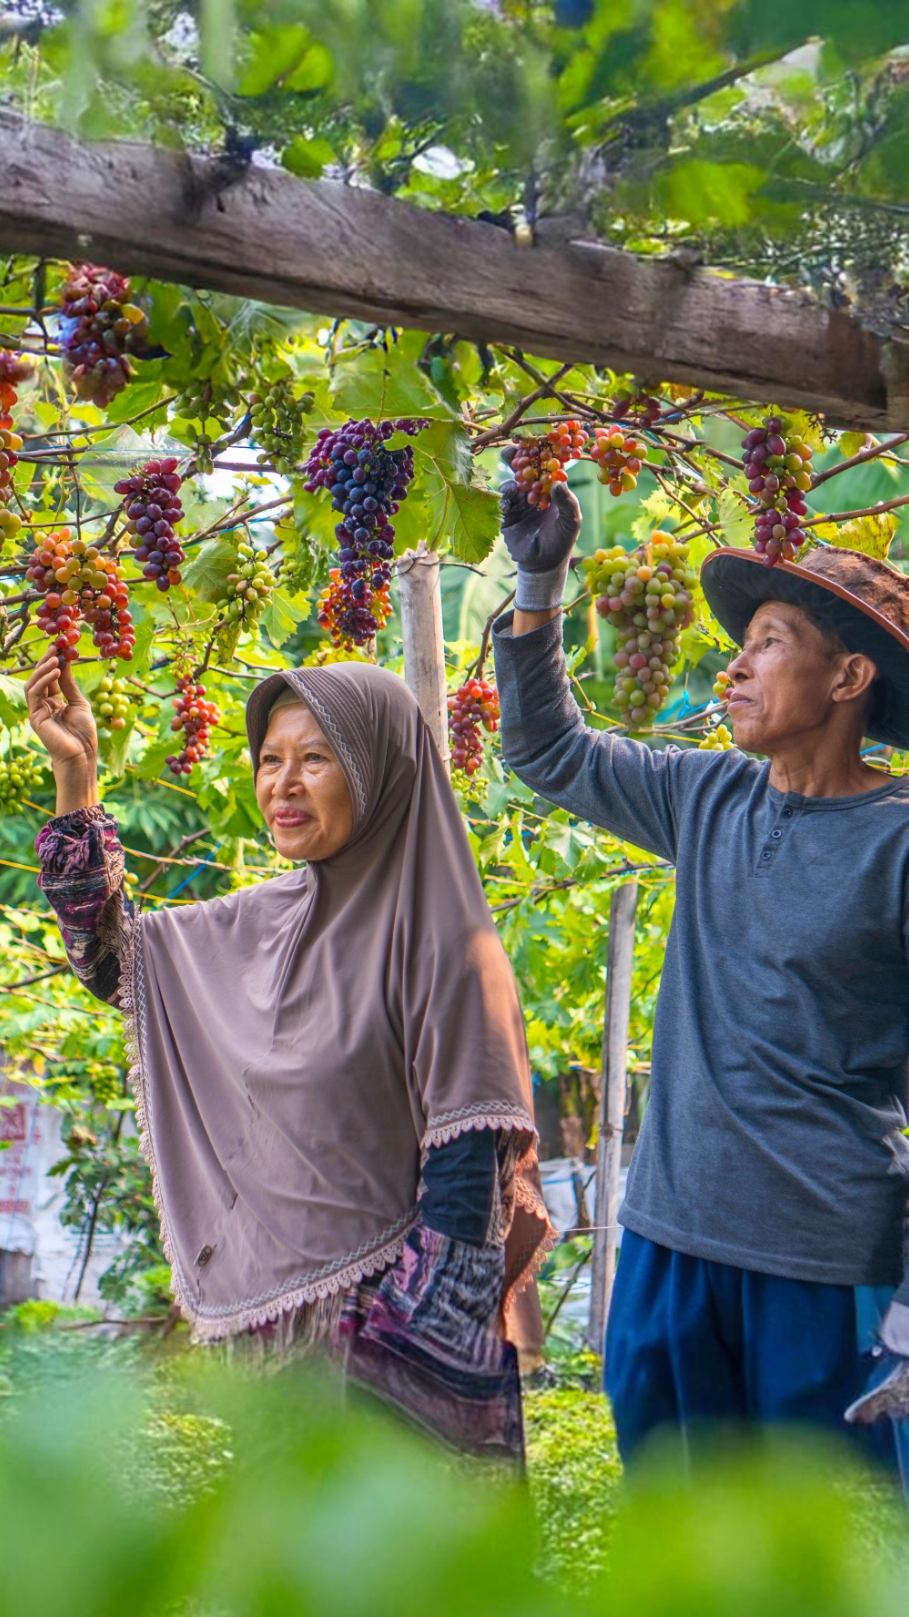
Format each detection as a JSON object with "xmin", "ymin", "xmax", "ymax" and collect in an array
[{"xmin": 700, "ymin": 545, "xmax": 909, "ymax": 748}]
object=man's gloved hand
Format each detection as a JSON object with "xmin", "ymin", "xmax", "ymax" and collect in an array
[
  {"xmin": 844, "ymin": 1301, "xmax": 909, "ymax": 1426},
  {"xmin": 500, "ymin": 446, "xmax": 582, "ymax": 613}
]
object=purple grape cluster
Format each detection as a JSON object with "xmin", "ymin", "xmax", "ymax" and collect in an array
[
  {"xmin": 303, "ymin": 416, "xmax": 430, "ymax": 644},
  {"xmin": 741, "ymin": 416, "xmax": 813, "ymax": 567},
  {"xmin": 114, "ymin": 457, "xmax": 186, "ymax": 591}
]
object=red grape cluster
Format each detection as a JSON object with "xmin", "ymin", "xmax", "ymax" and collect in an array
[
  {"xmin": 114, "ymin": 458, "xmax": 185, "ymax": 590},
  {"xmin": 448, "ymin": 678, "xmax": 500, "ymax": 775},
  {"xmin": 613, "ymin": 391, "xmax": 662, "ymax": 429},
  {"xmin": 510, "ymin": 421, "xmax": 588, "ymax": 510},
  {"xmin": 59, "ymin": 264, "xmax": 148, "ymax": 408},
  {"xmin": 26, "ymin": 529, "xmax": 135, "ymax": 665},
  {"xmin": 588, "ymin": 426, "xmax": 647, "ymax": 496},
  {"xmin": 742, "ymin": 415, "xmax": 814, "ymax": 566},
  {"xmin": 304, "ymin": 416, "xmax": 429, "ymax": 645},
  {"xmin": 167, "ymin": 678, "xmax": 219, "ymax": 775},
  {"xmin": 0, "ymin": 351, "xmax": 30, "ymax": 548}
]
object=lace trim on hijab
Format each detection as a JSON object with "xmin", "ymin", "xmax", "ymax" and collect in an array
[
  {"xmin": 120, "ymin": 912, "xmax": 418, "ymax": 1343},
  {"xmin": 283, "ymin": 671, "xmax": 369, "ymax": 822},
  {"xmin": 421, "ymin": 1102, "xmax": 537, "ymax": 1150}
]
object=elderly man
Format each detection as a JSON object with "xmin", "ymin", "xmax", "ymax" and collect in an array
[{"xmin": 493, "ymin": 473, "xmax": 909, "ymax": 1469}]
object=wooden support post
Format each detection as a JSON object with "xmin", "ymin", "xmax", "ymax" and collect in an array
[
  {"xmin": 396, "ymin": 542, "xmax": 450, "ymax": 768},
  {"xmin": 588, "ymin": 880, "xmax": 639, "ymax": 1352}
]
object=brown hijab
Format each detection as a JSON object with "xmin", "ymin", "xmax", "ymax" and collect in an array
[{"xmin": 122, "ymin": 662, "xmax": 550, "ymax": 1341}]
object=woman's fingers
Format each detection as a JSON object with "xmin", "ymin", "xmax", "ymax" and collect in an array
[
  {"xmin": 25, "ymin": 654, "xmax": 62, "ymax": 714},
  {"xmin": 57, "ymin": 659, "xmax": 83, "ymax": 704}
]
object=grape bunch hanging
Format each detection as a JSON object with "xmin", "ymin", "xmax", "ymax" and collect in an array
[
  {"xmin": 303, "ymin": 416, "xmax": 430, "ymax": 646},
  {"xmin": 583, "ymin": 532, "xmax": 696, "ymax": 726},
  {"xmin": 0, "ymin": 746, "xmax": 42, "ymax": 812},
  {"xmin": 510, "ymin": 422, "xmax": 588, "ymax": 509},
  {"xmin": 167, "ymin": 677, "xmax": 219, "ymax": 776},
  {"xmin": 699, "ymin": 723, "xmax": 733, "ymax": 752},
  {"xmin": 448, "ymin": 678, "xmax": 500, "ymax": 776},
  {"xmin": 93, "ymin": 675, "xmax": 132, "ymax": 732},
  {"xmin": 59, "ymin": 264, "xmax": 148, "ymax": 408},
  {"xmin": 25, "ymin": 529, "xmax": 135, "ymax": 664},
  {"xmin": 115, "ymin": 458, "xmax": 186, "ymax": 590},
  {"xmin": 0, "ymin": 351, "xmax": 31, "ymax": 549},
  {"xmin": 742, "ymin": 415, "xmax": 814, "ymax": 566},
  {"xmin": 222, "ymin": 542, "xmax": 275, "ymax": 625},
  {"xmin": 509, "ymin": 421, "xmax": 648, "ymax": 508},
  {"xmin": 588, "ymin": 426, "xmax": 646, "ymax": 496},
  {"xmin": 249, "ymin": 376, "xmax": 314, "ymax": 475}
]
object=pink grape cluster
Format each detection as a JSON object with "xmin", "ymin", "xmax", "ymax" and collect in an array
[
  {"xmin": 167, "ymin": 677, "xmax": 219, "ymax": 776},
  {"xmin": 59, "ymin": 264, "xmax": 148, "ymax": 408},
  {"xmin": 114, "ymin": 458, "xmax": 186, "ymax": 591},
  {"xmin": 448, "ymin": 678, "xmax": 500, "ymax": 775},
  {"xmin": 742, "ymin": 416, "xmax": 813, "ymax": 566}
]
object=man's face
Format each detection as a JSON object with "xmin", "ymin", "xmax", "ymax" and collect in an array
[{"xmin": 725, "ymin": 600, "xmax": 864, "ymax": 753}]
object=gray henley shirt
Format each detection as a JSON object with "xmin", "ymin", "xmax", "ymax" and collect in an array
[{"xmin": 493, "ymin": 612, "xmax": 909, "ymax": 1301}]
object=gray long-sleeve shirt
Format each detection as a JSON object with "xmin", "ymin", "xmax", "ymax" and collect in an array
[{"xmin": 493, "ymin": 612, "xmax": 909, "ymax": 1299}]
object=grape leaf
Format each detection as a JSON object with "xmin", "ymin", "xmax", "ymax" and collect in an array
[
  {"xmin": 839, "ymin": 432, "xmax": 870, "ymax": 459},
  {"xmin": 261, "ymin": 588, "xmax": 310, "ymax": 649},
  {"xmin": 826, "ymin": 513, "xmax": 896, "ymax": 560},
  {"xmin": 181, "ymin": 538, "xmax": 236, "ymax": 604},
  {"xmin": 717, "ymin": 487, "xmax": 752, "ymax": 548},
  {"xmin": 329, "ymin": 342, "xmax": 454, "ymax": 422},
  {"xmin": 0, "ymin": 671, "xmax": 27, "ymax": 728}
]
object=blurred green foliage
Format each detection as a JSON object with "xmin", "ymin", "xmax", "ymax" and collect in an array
[{"xmin": 0, "ymin": 1310, "xmax": 904, "ymax": 1617}]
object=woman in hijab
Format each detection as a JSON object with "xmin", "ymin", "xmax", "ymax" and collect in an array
[{"xmin": 25, "ymin": 649, "xmax": 551, "ymax": 1461}]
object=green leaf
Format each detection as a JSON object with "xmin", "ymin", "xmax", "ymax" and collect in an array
[
  {"xmin": 238, "ymin": 25, "xmax": 312, "ymax": 96},
  {"xmin": 181, "ymin": 539, "xmax": 236, "ymax": 605},
  {"xmin": 261, "ymin": 588, "xmax": 310, "ymax": 649},
  {"xmin": 431, "ymin": 482, "xmax": 500, "ymax": 564},
  {"xmin": 717, "ymin": 487, "xmax": 752, "ymax": 548},
  {"xmin": 329, "ymin": 343, "xmax": 454, "ymax": 422},
  {"xmin": 281, "ymin": 136, "xmax": 336, "ymax": 179},
  {"xmin": 839, "ymin": 432, "xmax": 870, "ymax": 459},
  {"xmin": 0, "ymin": 672, "xmax": 27, "ymax": 728},
  {"xmin": 655, "ymin": 159, "xmax": 766, "ymax": 228}
]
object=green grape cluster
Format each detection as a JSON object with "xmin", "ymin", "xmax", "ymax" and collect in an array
[
  {"xmin": 582, "ymin": 531, "xmax": 697, "ymax": 727},
  {"xmin": 249, "ymin": 378, "xmax": 314, "ymax": 476},
  {"xmin": 176, "ymin": 374, "xmax": 245, "ymax": 474},
  {"xmin": 699, "ymin": 722, "xmax": 733, "ymax": 752},
  {"xmin": 222, "ymin": 543, "xmax": 275, "ymax": 624},
  {"xmin": 0, "ymin": 747, "xmax": 42, "ymax": 811},
  {"xmin": 93, "ymin": 675, "xmax": 132, "ymax": 731}
]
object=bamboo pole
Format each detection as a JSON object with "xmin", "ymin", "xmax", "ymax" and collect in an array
[
  {"xmin": 395, "ymin": 542, "xmax": 450, "ymax": 768},
  {"xmin": 588, "ymin": 881, "xmax": 639, "ymax": 1351}
]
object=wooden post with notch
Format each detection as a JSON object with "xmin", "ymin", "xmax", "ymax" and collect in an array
[
  {"xmin": 588, "ymin": 880, "xmax": 639, "ymax": 1351},
  {"xmin": 396, "ymin": 541, "xmax": 450, "ymax": 769}
]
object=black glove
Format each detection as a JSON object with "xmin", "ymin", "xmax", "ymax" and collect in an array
[{"xmin": 500, "ymin": 446, "xmax": 582, "ymax": 611}]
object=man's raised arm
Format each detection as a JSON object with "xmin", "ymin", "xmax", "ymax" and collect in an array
[{"xmin": 491, "ymin": 463, "xmax": 688, "ymax": 864}]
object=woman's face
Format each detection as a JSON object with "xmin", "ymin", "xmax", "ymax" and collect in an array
[{"xmin": 256, "ymin": 703, "xmax": 355, "ymax": 861}]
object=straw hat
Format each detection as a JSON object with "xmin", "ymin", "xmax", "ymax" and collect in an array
[{"xmin": 700, "ymin": 546, "xmax": 909, "ymax": 748}]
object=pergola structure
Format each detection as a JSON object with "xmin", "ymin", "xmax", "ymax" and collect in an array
[
  {"xmin": 1, "ymin": 111, "xmax": 907, "ymax": 432},
  {"xmin": 3, "ymin": 107, "xmax": 901, "ymax": 1340}
]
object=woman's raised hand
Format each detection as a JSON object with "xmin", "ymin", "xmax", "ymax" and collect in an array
[{"xmin": 25, "ymin": 651, "xmax": 100, "ymax": 813}]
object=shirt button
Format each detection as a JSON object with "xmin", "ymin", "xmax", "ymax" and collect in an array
[
  {"xmin": 782, "ymin": 809, "xmax": 794, "ymax": 818},
  {"xmin": 196, "ymin": 1245, "xmax": 213, "ymax": 1267},
  {"xmin": 771, "ymin": 829, "xmax": 783, "ymax": 838},
  {"xmin": 760, "ymin": 851, "xmax": 773, "ymax": 861}
]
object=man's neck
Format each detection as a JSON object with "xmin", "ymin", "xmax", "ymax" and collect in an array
[{"xmin": 767, "ymin": 737, "xmax": 884, "ymax": 799}]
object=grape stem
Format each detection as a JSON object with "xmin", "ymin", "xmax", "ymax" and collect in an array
[
  {"xmin": 470, "ymin": 365, "xmax": 573, "ymax": 450},
  {"xmin": 809, "ymin": 432, "xmax": 909, "ymax": 488},
  {"xmin": 470, "ymin": 588, "xmax": 516, "ymax": 680}
]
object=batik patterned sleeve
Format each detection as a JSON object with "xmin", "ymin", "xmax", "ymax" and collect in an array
[{"xmin": 35, "ymin": 805, "xmax": 134, "ymax": 1005}]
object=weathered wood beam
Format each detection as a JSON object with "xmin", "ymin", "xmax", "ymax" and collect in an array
[{"xmin": 1, "ymin": 112, "xmax": 906, "ymax": 430}]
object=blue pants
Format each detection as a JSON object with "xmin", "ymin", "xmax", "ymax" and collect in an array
[{"xmin": 604, "ymin": 1230, "xmax": 902, "ymax": 1476}]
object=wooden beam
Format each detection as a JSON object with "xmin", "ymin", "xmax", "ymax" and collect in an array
[{"xmin": 1, "ymin": 112, "xmax": 905, "ymax": 430}]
